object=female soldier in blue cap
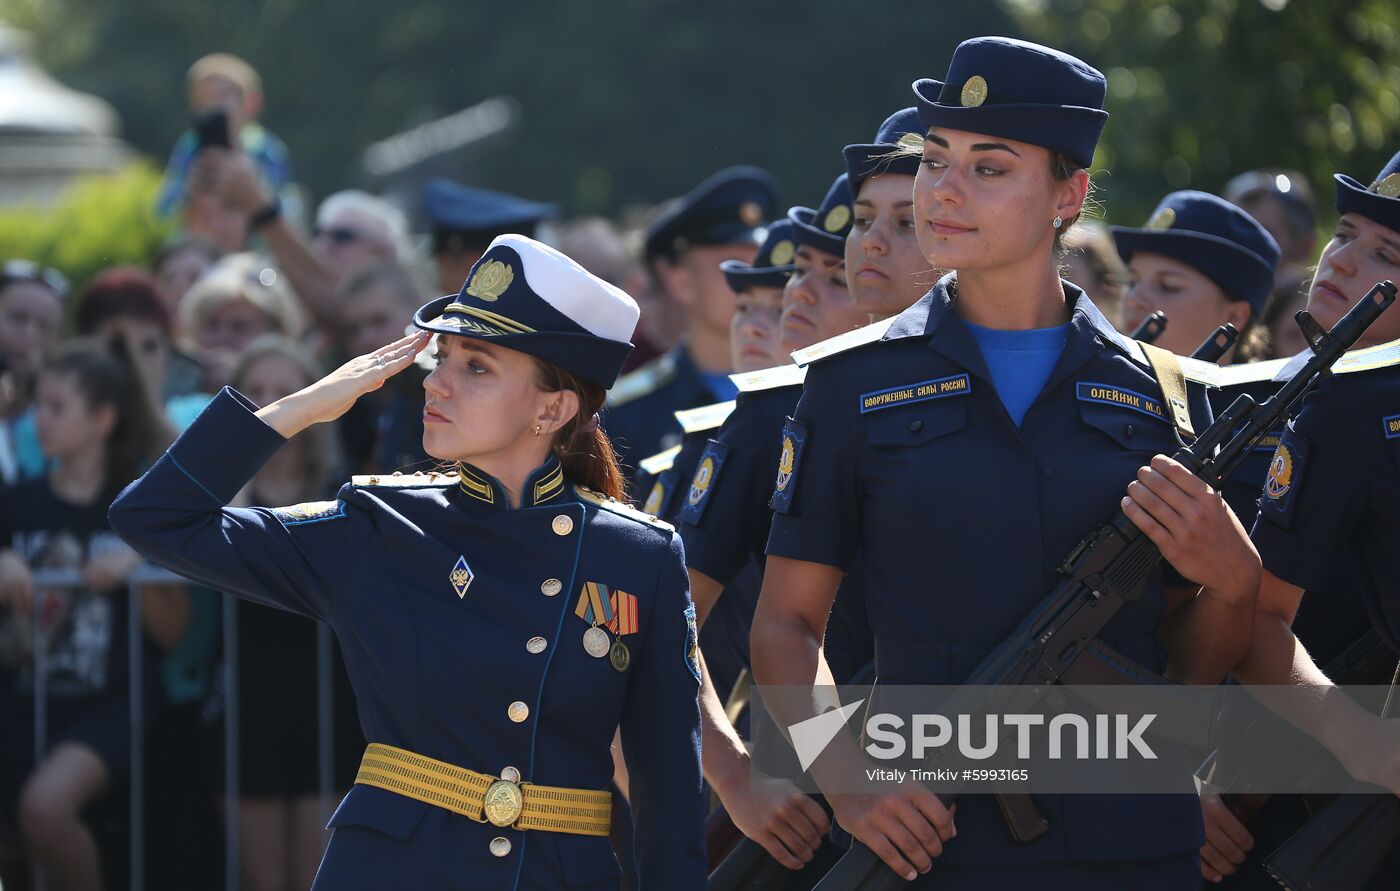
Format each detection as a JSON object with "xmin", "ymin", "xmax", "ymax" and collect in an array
[
  {"xmin": 1215, "ymin": 151, "xmax": 1400, "ymax": 889},
  {"xmin": 752, "ymin": 37, "xmax": 1262, "ymax": 888},
  {"xmin": 1116, "ymin": 190, "xmax": 1281, "ymax": 365},
  {"xmin": 108, "ymin": 235, "xmax": 706, "ymax": 890}
]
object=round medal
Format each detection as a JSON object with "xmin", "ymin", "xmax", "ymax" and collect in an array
[
  {"xmin": 609, "ymin": 639, "xmax": 631, "ymax": 673},
  {"xmin": 583, "ymin": 626, "xmax": 610, "ymax": 658}
]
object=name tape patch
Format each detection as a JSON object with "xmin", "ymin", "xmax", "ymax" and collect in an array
[
  {"xmin": 1076, "ymin": 382, "xmax": 1168, "ymax": 422},
  {"xmin": 859, "ymin": 373, "xmax": 971, "ymax": 414}
]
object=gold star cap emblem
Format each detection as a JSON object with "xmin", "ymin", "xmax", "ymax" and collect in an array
[
  {"xmin": 1371, "ymin": 173, "xmax": 1400, "ymax": 198},
  {"xmin": 1145, "ymin": 207, "xmax": 1177, "ymax": 230},
  {"xmin": 823, "ymin": 204, "xmax": 851, "ymax": 233},
  {"xmin": 961, "ymin": 75, "xmax": 988, "ymax": 108}
]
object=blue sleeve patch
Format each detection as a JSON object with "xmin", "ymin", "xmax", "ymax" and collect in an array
[
  {"xmin": 1259, "ymin": 432, "xmax": 1308, "ymax": 529},
  {"xmin": 683, "ymin": 603, "xmax": 700, "ymax": 682},
  {"xmin": 769, "ymin": 418, "xmax": 807, "ymax": 514},
  {"xmin": 1383, "ymin": 413, "xmax": 1400, "ymax": 440},
  {"xmin": 677, "ymin": 440, "xmax": 727, "ymax": 526},
  {"xmin": 271, "ymin": 500, "xmax": 346, "ymax": 526},
  {"xmin": 859, "ymin": 373, "xmax": 970, "ymax": 413},
  {"xmin": 641, "ymin": 472, "xmax": 674, "ymax": 518}
]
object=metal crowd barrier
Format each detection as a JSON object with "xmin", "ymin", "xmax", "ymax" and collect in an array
[{"xmin": 24, "ymin": 566, "xmax": 338, "ymax": 891}]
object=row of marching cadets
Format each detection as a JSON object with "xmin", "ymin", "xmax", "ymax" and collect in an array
[{"xmin": 105, "ymin": 33, "xmax": 1400, "ymax": 891}]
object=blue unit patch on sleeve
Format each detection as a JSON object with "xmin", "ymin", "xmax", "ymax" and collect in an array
[
  {"xmin": 1260, "ymin": 433, "xmax": 1308, "ymax": 529},
  {"xmin": 677, "ymin": 440, "xmax": 728, "ymax": 526},
  {"xmin": 1383, "ymin": 413, "xmax": 1400, "ymax": 440},
  {"xmin": 769, "ymin": 418, "xmax": 808, "ymax": 514},
  {"xmin": 858, "ymin": 373, "xmax": 971, "ymax": 414},
  {"xmin": 271, "ymin": 500, "xmax": 346, "ymax": 526},
  {"xmin": 683, "ymin": 603, "xmax": 700, "ymax": 683},
  {"xmin": 641, "ymin": 473, "xmax": 673, "ymax": 518},
  {"xmin": 1075, "ymin": 382, "xmax": 1168, "ymax": 423}
]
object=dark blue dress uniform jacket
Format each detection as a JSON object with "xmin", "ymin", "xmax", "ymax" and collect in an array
[
  {"xmin": 108, "ymin": 388, "xmax": 706, "ymax": 891},
  {"xmin": 766, "ymin": 281, "xmax": 1209, "ymax": 875}
]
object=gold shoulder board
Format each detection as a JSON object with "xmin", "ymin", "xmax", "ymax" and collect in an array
[
  {"xmin": 575, "ymin": 485, "xmax": 675, "ymax": 532},
  {"xmin": 730, "ymin": 362, "xmax": 807, "ymax": 393},
  {"xmin": 352, "ymin": 471, "xmax": 458, "ymax": 488},
  {"xmin": 791, "ymin": 318, "xmax": 896, "ymax": 365},
  {"xmin": 674, "ymin": 400, "xmax": 736, "ymax": 434},
  {"xmin": 607, "ymin": 353, "xmax": 678, "ymax": 408},
  {"xmin": 638, "ymin": 445, "xmax": 683, "ymax": 476}
]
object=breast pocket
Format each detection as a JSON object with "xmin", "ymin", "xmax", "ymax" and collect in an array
[
  {"xmin": 865, "ymin": 400, "xmax": 968, "ymax": 449},
  {"xmin": 861, "ymin": 400, "xmax": 972, "ymax": 544},
  {"xmin": 1077, "ymin": 400, "xmax": 1180, "ymax": 459}
]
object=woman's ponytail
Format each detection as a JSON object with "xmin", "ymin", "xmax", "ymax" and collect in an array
[{"xmin": 534, "ymin": 361, "xmax": 626, "ymax": 502}]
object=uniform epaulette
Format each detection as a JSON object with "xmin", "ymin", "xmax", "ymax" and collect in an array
[
  {"xmin": 730, "ymin": 362, "xmax": 807, "ymax": 393},
  {"xmin": 575, "ymin": 485, "xmax": 675, "ymax": 533},
  {"xmin": 1213, "ymin": 357, "xmax": 1292, "ymax": 388},
  {"xmin": 638, "ymin": 445, "xmax": 682, "ymax": 476},
  {"xmin": 351, "ymin": 471, "xmax": 458, "ymax": 488},
  {"xmin": 674, "ymin": 400, "xmax": 735, "ymax": 434},
  {"xmin": 1335, "ymin": 337, "xmax": 1400, "ymax": 376},
  {"xmin": 1108, "ymin": 337, "xmax": 1225, "ymax": 389},
  {"xmin": 790, "ymin": 317, "xmax": 895, "ymax": 365},
  {"xmin": 606, "ymin": 353, "xmax": 677, "ymax": 408}
]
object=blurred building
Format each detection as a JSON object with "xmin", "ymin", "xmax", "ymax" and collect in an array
[{"xmin": 0, "ymin": 26, "xmax": 131, "ymax": 206}]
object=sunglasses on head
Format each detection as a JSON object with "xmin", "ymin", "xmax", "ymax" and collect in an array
[
  {"xmin": 1, "ymin": 259, "xmax": 69, "ymax": 298},
  {"xmin": 314, "ymin": 226, "xmax": 363, "ymax": 245}
]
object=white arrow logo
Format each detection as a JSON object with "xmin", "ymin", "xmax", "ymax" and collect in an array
[{"xmin": 788, "ymin": 699, "xmax": 866, "ymax": 772}]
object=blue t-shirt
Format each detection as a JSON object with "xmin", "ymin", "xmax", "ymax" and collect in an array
[
  {"xmin": 698, "ymin": 370, "xmax": 739, "ymax": 403},
  {"xmin": 964, "ymin": 320, "xmax": 1070, "ymax": 426}
]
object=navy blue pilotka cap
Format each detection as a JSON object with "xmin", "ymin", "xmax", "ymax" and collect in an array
[
  {"xmin": 1112, "ymin": 190, "xmax": 1282, "ymax": 315},
  {"xmin": 1336, "ymin": 149, "xmax": 1400, "ymax": 234},
  {"xmin": 643, "ymin": 166, "xmax": 780, "ymax": 262},
  {"xmin": 913, "ymin": 36, "xmax": 1109, "ymax": 169},
  {"xmin": 415, "ymin": 235, "xmax": 639, "ymax": 389},
  {"xmin": 844, "ymin": 107, "xmax": 924, "ymax": 197},
  {"xmin": 788, "ymin": 174, "xmax": 854, "ymax": 258},
  {"xmin": 720, "ymin": 219, "xmax": 797, "ymax": 294},
  {"xmin": 423, "ymin": 178, "xmax": 558, "ymax": 254}
]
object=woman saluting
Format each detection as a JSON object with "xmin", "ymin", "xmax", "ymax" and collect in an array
[
  {"xmin": 752, "ymin": 38, "xmax": 1261, "ymax": 888},
  {"xmin": 110, "ymin": 235, "xmax": 706, "ymax": 890}
]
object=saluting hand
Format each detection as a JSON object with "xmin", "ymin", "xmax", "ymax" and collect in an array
[
  {"xmin": 255, "ymin": 331, "xmax": 431, "ymax": 439},
  {"xmin": 1120, "ymin": 455, "xmax": 1262, "ymax": 602}
]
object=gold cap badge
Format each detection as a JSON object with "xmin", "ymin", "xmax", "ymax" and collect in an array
[
  {"xmin": 1145, "ymin": 207, "xmax": 1177, "ymax": 230},
  {"xmin": 1372, "ymin": 173, "xmax": 1400, "ymax": 199},
  {"xmin": 740, "ymin": 201, "xmax": 764, "ymax": 227},
  {"xmin": 769, "ymin": 240, "xmax": 795, "ymax": 266},
  {"xmin": 898, "ymin": 132, "xmax": 925, "ymax": 150},
  {"xmin": 823, "ymin": 204, "xmax": 852, "ymax": 233},
  {"xmin": 961, "ymin": 75, "xmax": 988, "ymax": 108},
  {"xmin": 465, "ymin": 259, "xmax": 514, "ymax": 302}
]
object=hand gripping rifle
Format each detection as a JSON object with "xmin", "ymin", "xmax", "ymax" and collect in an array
[{"xmin": 813, "ymin": 281, "xmax": 1396, "ymax": 890}]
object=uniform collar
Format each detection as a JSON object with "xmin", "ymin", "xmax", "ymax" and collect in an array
[
  {"xmin": 454, "ymin": 454, "xmax": 567, "ymax": 509},
  {"xmin": 885, "ymin": 274, "xmax": 1133, "ymax": 390}
]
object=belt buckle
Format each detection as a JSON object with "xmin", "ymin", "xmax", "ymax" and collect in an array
[{"xmin": 483, "ymin": 777, "xmax": 525, "ymax": 828}]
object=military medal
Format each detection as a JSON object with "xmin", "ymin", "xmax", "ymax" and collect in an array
[
  {"xmin": 609, "ymin": 639, "xmax": 630, "ymax": 672},
  {"xmin": 583, "ymin": 626, "xmax": 610, "ymax": 658}
]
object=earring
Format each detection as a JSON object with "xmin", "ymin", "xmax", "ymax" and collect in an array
[
  {"xmin": 1052, "ymin": 216, "xmax": 1063, "ymax": 229},
  {"xmin": 533, "ymin": 424, "xmax": 542, "ymax": 436}
]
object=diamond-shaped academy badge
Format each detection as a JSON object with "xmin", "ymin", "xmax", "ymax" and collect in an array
[{"xmin": 450, "ymin": 555, "xmax": 474, "ymax": 599}]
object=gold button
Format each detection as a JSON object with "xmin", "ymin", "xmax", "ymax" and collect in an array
[
  {"xmin": 500, "ymin": 766, "xmax": 521, "ymax": 784},
  {"xmin": 526, "ymin": 636, "xmax": 547, "ymax": 654},
  {"xmin": 541, "ymin": 578, "xmax": 562, "ymax": 597},
  {"xmin": 489, "ymin": 836, "xmax": 511, "ymax": 857},
  {"xmin": 552, "ymin": 515, "xmax": 573, "ymax": 536},
  {"xmin": 508, "ymin": 701, "xmax": 529, "ymax": 723}
]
